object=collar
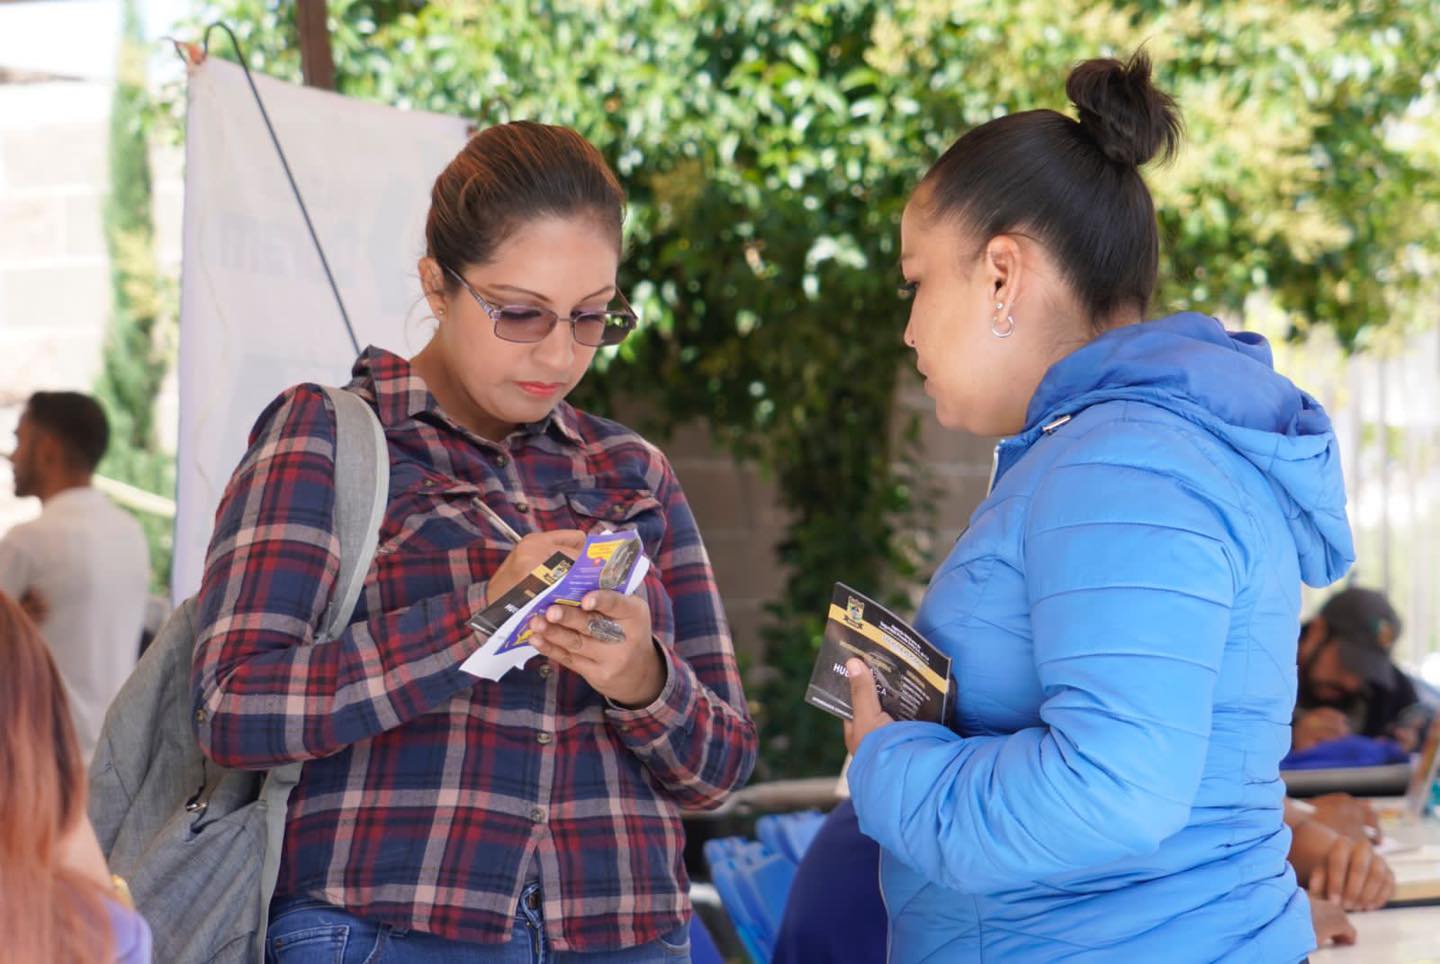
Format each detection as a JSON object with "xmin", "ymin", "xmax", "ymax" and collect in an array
[
  {"xmin": 349, "ymin": 346, "xmax": 584, "ymax": 447},
  {"xmin": 44, "ymin": 485, "xmax": 103, "ymax": 510}
]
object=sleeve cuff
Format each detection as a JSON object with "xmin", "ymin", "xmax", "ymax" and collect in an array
[
  {"xmin": 604, "ymin": 642, "xmax": 699, "ymax": 745},
  {"xmin": 847, "ymin": 721, "xmax": 946, "ymax": 817},
  {"xmin": 452, "ymin": 581, "xmax": 491, "ymax": 656}
]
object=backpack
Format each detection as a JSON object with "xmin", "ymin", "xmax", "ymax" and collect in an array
[{"xmin": 89, "ymin": 386, "xmax": 390, "ymax": 964}]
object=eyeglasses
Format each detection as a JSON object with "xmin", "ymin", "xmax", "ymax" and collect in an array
[{"xmin": 442, "ymin": 265, "xmax": 638, "ymax": 347}]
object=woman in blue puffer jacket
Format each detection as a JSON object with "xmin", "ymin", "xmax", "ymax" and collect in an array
[{"xmin": 842, "ymin": 53, "xmax": 1354, "ymax": 962}]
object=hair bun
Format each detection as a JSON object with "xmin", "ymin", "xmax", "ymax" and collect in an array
[{"xmin": 1066, "ymin": 52, "xmax": 1182, "ymax": 167}]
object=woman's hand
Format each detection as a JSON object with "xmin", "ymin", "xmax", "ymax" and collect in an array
[
  {"xmin": 1289, "ymin": 818, "xmax": 1395, "ymax": 911},
  {"xmin": 528, "ymin": 590, "xmax": 666, "ymax": 708},
  {"xmin": 1310, "ymin": 793, "xmax": 1381, "ymax": 843},
  {"xmin": 844, "ymin": 659, "xmax": 895, "ymax": 755},
  {"xmin": 1309, "ymin": 897, "xmax": 1357, "ymax": 948},
  {"xmin": 485, "ymin": 530, "xmax": 586, "ymax": 603}
]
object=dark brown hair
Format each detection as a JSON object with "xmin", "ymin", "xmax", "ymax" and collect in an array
[
  {"xmin": 426, "ymin": 121, "xmax": 626, "ymax": 288},
  {"xmin": 26, "ymin": 392, "xmax": 109, "ymax": 473},
  {"xmin": 919, "ymin": 52, "xmax": 1182, "ymax": 327}
]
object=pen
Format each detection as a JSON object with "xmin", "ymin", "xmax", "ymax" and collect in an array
[{"xmin": 474, "ymin": 498, "xmax": 525, "ymax": 545}]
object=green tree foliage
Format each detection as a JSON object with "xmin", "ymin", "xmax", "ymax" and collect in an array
[
  {"xmin": 190, "ymin": 0, "xmax": 1440, "ymax": 776},
  {"xmin": 97, "ymin": 0, "xmax": 176, "ymax": 591}
]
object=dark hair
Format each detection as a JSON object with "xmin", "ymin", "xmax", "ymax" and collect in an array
[
  {"xmin": 426, "ymin": 121, "xmax": 626, "ymax": 287},
  {"xmin": 25, "ymin": 392, "xmax": 109, "ymax": 473},
  {"xmin": 919, "ymin": 52, "xmax": 1182, "ymax": 326}
]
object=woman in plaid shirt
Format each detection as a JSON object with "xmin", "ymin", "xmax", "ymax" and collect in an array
[{"xmin": 191, "ymin": 122, "xmax": 757, "ymax": 963}]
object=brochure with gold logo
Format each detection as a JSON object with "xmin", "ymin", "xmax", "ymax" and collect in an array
[{"xmin": 805, "ymin": 583, "xmax": 952, "ymax": 724}]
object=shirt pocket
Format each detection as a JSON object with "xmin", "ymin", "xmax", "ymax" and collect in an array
[
  {"xmin": 369, "ymin": 469, "xmax": 507, "ymax": 611},
  {"xmin": 563, "ymin": 487, "xmax": 667, "ymax": 561},
  {"xmin": 379, "ymin": 468, "xmax": 493, "ymax": 555}
]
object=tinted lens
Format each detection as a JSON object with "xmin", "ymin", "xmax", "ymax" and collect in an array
[
  {"xmin": 493, "ymin": 306, "xmax": 557, "ymax": 343},
  {"xmin": 601, "ymin": 316, "xmax": 635, "ymax": 346},
  {"xmin": 571, "ymin": 312, "xmax": 612, "ymax": 347},
  {"xmin": 587, "ymin": 312, "xmax": 636, "ymax": 347}
]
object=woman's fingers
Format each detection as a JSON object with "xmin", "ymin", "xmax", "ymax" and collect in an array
[{"xmin": 580, "ymin": 590, "xmax": 645, "ymax": 620}]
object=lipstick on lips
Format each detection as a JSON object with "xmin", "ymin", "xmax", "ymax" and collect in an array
[{"xmin": 516, "ymin": 381, "xmax": 565, "ymax": 398}]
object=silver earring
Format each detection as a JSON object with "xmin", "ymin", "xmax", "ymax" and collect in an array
[{"xmin": 992, "ymin": 304, "xmax": 1015, "ymax": 338}]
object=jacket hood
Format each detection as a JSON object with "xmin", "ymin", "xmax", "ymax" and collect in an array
[{"xmin": 1024, "ymin": 312, "xmax": 1354, "ymax": 586}]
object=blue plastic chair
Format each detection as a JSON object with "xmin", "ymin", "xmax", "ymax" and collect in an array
[
  {"xmin": 703, "ymin": 831, "xmax": 809, "ymax": 963},
  {"xmin": 756, "ymin": 810, "xmax": 826, "ymax": 865},
  {"xmin": 704, "ymin": 840, "xmax": 771, "ymax": 963}
]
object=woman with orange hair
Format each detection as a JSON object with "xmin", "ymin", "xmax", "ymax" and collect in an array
[{"xmin": 0, "ymin": 592, "xmax": 152, "ymax": 963}]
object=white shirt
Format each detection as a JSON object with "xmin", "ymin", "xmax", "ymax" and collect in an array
[{"xmin": 0, "ymin": 486, "xmax": 150, "ymax": 761}]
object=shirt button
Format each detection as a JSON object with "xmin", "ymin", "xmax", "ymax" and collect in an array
[
  {"xmin": 495, "ymin": 454, "xmax": 510, "ymax": 468},
  {"xmin": 514, "ymin": 499, "xmax": 530, "ymax": 513},
  {"xmin": 537, "ymin": 663, "xmax": 552, "ymax": 679},
  {"xmin": 536, "ymin": 731, "xmax": 553, "ymax": 746},
  {"xmin": 610, "ymin": 505, "xmax": 625, "ymax": 518},
  {"xmin": 194, "ymin": 709, "xmax": 207, "ymax": 724},
  {"xmin": 530, "ymin": 806, "xmax": 547, "ymax": 824}
]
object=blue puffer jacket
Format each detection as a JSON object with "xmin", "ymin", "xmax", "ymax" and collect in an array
[{"xmin": 848, "ymin": 313, "xmax": 1353, "ymax": 962}]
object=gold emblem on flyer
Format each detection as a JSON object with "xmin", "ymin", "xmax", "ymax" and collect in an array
[{"xmin": 845, "ymin": 596, "xmax": 865, "ymax": 629}]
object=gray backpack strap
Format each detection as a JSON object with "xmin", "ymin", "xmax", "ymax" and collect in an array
[
  {"xmin": 319, "ymin": 385, "xmax": 391, "ymax": 639},
  {"xmin": 253, "ymin": 385, "xmax": 389, "ymax": 963}
]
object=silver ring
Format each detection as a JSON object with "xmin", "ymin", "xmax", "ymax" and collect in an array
[{"xmin": 586, "ymin": 616, "xmax": 626, "ymax": 643}]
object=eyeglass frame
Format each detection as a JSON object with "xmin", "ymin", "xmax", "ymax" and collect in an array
[{"xmin": 440, "ymin": 263, "xmax": 639, "ymax": 347}]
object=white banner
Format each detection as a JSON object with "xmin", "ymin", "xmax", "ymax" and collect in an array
[{"xmin": 175, "ymin": 60, "xmax": 467, "ymax": 601}]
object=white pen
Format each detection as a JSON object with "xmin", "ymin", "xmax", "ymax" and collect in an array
[{"xmin": 474, "ymin": 498, "xmax": 524, "ymax": 545}]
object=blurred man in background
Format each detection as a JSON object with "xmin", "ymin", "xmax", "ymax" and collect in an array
[
  {"xmin": 1294, "ymin": 586, "xmax": 1436, "ymax": 753},
  {"xmin": 0, "ymin": 391, "xmax": 149, "ymax": 761}
]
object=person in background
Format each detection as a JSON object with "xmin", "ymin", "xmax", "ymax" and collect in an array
[
  {"xmin": 1294, "ymin": 586, "xmax": 1436, "ymax": 753},
  {"xmin": 0, "ymin": 392, "xmax": 150, "ymax": 762},
  {"xmin": 842, "ymin": 52, "xmax": 1354, "ymax": 961},
  {"xmin": 0, "ymin": 592, "xmax": 152, "ymax": 964}
]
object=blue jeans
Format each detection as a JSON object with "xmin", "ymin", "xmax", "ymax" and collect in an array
[{"xmin": 266, "ymin": 884, "xmax": 691, "ymax": 963}]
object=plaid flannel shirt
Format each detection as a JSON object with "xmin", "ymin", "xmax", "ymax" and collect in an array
[{"xmin": 192, "ymin": 347, "xmax": 756, "ymax": 951}]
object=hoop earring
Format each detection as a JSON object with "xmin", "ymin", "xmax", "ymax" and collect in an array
[{"xmin": 991, "ymin": 302, "xmax": 1015, "ymax": 338}]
